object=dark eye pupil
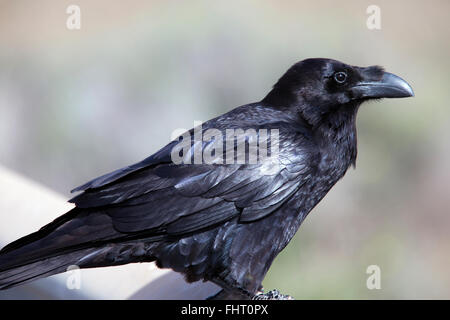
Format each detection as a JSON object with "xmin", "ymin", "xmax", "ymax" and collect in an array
[{"xmin": 334, "ymin": 72, "xmax": 347, "ymax": 83}]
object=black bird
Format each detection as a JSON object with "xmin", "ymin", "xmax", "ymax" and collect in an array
[{"xmin": 0, "ymin": 58, "xmax": 413, "ymax": 299}]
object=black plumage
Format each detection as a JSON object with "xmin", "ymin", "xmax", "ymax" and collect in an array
[{"xmin": 0, "ymin": 58, "xmax": 413, "ymax": 299}]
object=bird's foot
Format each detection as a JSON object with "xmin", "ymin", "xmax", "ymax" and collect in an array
[{"xmin": 252, "ymin": 289, "xmax": 294, "ymax": 300}]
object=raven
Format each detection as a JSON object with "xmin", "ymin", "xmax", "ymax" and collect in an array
[{"xmin": 0, "ymin": 58, "xmax": 413, "ymax": 299}]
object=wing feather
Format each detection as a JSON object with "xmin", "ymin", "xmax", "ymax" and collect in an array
[{"xmin": 69, "ymin": 121, "xmax": 316, "ymax": 236}]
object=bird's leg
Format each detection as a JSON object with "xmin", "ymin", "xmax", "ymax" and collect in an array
[
  {"xmin": 207, "ymin": 278, "xmax": 257, "ymax": 300},
  {"xmin": 206, "ymin": 287, "xmax": 253, "ymax": 300},
  {"xmin": 206, "ymin": 289, "xmax": 227, "ymax": 300},
  {"xmin": 252, "ymin": 289, "xmax": 294, "ymax": 300},
  {"xmin": 207, "ymin": 284, "xmax": 294, "ymax": 300}
]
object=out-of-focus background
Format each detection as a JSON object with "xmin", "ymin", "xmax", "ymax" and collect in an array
[{"xmin": 0, "ymin": 0, "xmax": 449, "ymax": 299}]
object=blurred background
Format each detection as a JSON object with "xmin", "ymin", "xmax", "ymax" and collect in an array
[{"xmin": 0, "ymin": 0, "xmax": 449, "ymax": 299}]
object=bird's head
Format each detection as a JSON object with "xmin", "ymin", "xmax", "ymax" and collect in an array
[{"xmin": 263, "ymin": 58, "xmax": 414, "ymax": 127}]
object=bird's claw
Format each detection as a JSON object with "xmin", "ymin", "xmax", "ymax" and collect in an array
[{"xmin": 252, "ymin": 289, "xmax": 294, "ymax": 300}]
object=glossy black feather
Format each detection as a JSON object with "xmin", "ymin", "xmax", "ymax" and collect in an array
[{"xmin": 0, "ymin": 58, "xmax": 412, "ymax": 298}]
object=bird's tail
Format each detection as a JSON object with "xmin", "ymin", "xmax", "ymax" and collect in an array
[
  {"xmin": 0, "ymin": 207, "xmax": 138, "ymax": 290},
  {"xmin": 0, "ymin": 247, "xmax": 103, "ymax": 290}
]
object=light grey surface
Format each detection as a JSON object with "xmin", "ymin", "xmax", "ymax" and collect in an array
[{"xmin": 129, "ymin": 272, "xmax": 221, "ymax": 300}]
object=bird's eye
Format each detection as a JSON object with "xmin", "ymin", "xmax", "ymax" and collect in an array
[{"xmin": 334, "ymin": 71, "xmax": 347, "ymax": 84}]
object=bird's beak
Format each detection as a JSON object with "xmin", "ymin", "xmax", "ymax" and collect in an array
[{"xmin": 352, "ymin": 72, "xmax": 414, "ymax": 99}]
